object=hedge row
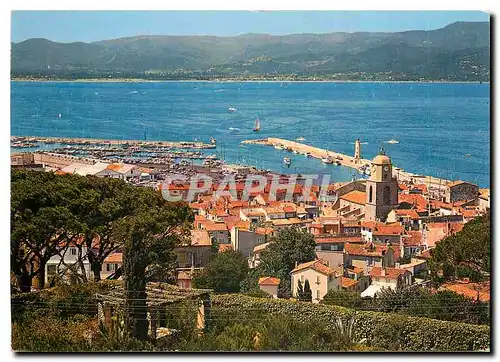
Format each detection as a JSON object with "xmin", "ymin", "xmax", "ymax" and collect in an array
[{"xmin": 210, "ymin": 294, "xmax": 490, "ymax": 352}]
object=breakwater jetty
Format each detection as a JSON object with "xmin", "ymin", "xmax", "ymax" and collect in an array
[
  {"xmin": 242, "ymin": 137, "xmax": 372, "ymax": 171},
  {"xmin": 242, "ymin": 137, "xmax": 452, "ymax": 192}
]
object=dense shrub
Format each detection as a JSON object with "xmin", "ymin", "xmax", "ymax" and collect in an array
[{"xmin": 210, "ymin": 294, "xmax": 490, "ymax": 351}]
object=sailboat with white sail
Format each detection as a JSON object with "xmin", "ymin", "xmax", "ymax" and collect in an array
[{"xmin": 253, "ymin": 118, "xmax": 261, "ymax": 132}]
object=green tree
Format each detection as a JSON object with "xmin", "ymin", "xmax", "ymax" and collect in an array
[
  {"xmin": 429, "ymin": 213, "xmax": 490, "ymax": 283},
  {"xmin": 258, "ymin": 227, "xmax": 316, "ymax": 298},
  {"xmin": 11, "ymin": 171, "xmax": 81, "ymax": 291},
  {"xmin": 303, "ymin": 279, "xmax": 312, "ymax": 302},
  {"xmin": 192, "ymin": 250, "xmax": 249, "ymax": 293},
  {"xmin": 70, "ymin": 176, "xmax": 142, "ymax": 281},
  {"xmin": 296, "ymin": 280, "xmax": 304, "ymax": 301},
  {"xmin": 113, "ymin": 188, "xmax": 193, "ymax": 341}
]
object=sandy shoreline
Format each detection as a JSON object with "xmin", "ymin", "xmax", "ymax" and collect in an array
[{"xmin": 10, "ymin": 78, "xmax": 488, "ymax": 84}]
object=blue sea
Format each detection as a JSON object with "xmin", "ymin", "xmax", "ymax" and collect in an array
[{"xmin": 11, "ymin": 81, "xmax": 490, "ymax": 187}]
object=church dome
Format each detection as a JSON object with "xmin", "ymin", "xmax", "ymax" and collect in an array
[{"xmin": 372, "ymin": 154, "xmax": 391, "ymax": 165}]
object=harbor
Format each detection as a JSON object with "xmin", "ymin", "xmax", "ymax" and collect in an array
[{"xmin": 10, "ymin": 136, "xmax": 217, "ymax": 149}]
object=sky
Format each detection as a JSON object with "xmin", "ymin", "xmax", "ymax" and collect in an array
[{"xmin": 11, "ymin": 10, "xmax": 490, "ymax": 43}]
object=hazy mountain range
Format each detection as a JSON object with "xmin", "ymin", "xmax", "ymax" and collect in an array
[{"xmin": 11, "ymin": 21, "xmax": 490, "ymax": 81}]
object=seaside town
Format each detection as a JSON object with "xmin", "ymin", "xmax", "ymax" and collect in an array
[
  {"xmin": 10, "ymin": 11, "xmax": 490, "ymax": 353},
  {"xmin": 11, "ymin": 134, "xmax": 490, "ymax": 302}
]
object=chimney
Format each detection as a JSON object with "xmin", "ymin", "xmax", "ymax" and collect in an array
[
  {"xmin": 380, "ymin": 268, "xmax": 386, "ymax": 277},
  {"xmin": 395, "ymin": 262, "xmax": 400, "ymax": 269},
  {"xmin": 295, "ymin": 261, "xmax": 298, "ymax": 268}
]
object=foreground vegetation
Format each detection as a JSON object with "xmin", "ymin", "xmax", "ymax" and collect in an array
[
  {"xmin": 321, "ymin": 287, "xmax": 489, "ymax": 325},
  {"xmin": 12, "ymin": 283, "xmax": 490, "ymax": 352}
]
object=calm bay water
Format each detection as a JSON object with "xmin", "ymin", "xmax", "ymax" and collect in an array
[{"xmin": 11, "ymin": 81, "xmax": 490, "ymax": 187}]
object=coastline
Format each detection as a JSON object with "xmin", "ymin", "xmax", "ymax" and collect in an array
[{"xmin": 10, "ymin": 78, "xmax": 489, "ymax": 84}]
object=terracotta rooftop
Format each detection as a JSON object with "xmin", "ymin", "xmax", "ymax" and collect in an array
[
  {"xmin": 441, "ymin": 281, "xmax": 490, "ymax": 302},
  {"xmin": 258, "ymin": 276, "xmax": 281, "ymax": 286},
  {"xmin": 372, "ymin": 225, "xmax": 405, "ymax": 236},
  {"xmin": 398, "ymin": 194, "xmax": 428, "ymax": 210},
  {"xmin": 291, "ymin": 260, "xmax": 339, "ymax": 276},
  {"xmin": 106, "ymin": 163, "xmax": 123, "ymax": 172},
  {"xmin": 255, "ymin": 227, "xmax": 274, "ymax": 235},
  {"xmin": 218, "ymin": 244, "xmax": 234, "ymax": 253},
  {"xmin": 417, "ymin": 249, "xmax": 432, "ymax": 260},
  {"xmin": 370, "ymin": 266, "xmax": 409, "ymax": 280},
  {"xmin": 203, "ymin": 222, "xmax": 228, "ymax": 232},
  {"xmin": 347, "ymin": 266, "xmax": 364, "ymax": 274},
  {"xmin": 104, "ymin": 252, "xmax": 123, "ymax": 264},
  {"xmin": 341, "ymin": 277, "xmax": 359, "ymax": 289},
  {"xmin": 403, "ymin": 230, "xmax": 424, "ymax": 246},
  {"xmin": 272, "ymin": 217, "xmax": 309, "ymax": 226},
  {"xmin": 190, "ymin": 230, "xmax": 212, "ymax": 247},
  {"xmin": 392, "ymin": 209, "xmax": 421, "ymax": 220},
  {"xmin": 315, "ymin": 236, "xmax": 364, "ymax": 244},
  {"xmin": 345, "ymin": 242, "xmax": 400, "ymax": 260},
  {"xmin": 340, "ymin": 190, "xmax": 366, "ymax": 205}
]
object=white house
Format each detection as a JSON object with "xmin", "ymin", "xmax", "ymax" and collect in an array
[
  {"xmin": 101, "ymin": 252, "xmax": 123, "ymax": 279},
  {"xmin": 361, "ymin": 266, "xmax": 413, "ymax": 298},
  {"xmin": 258, "ymin": 276, "xmax": 280, "ymax": 298},
  {"xmin": 290, "ymin": 260, "xmax": 342, "ymax": 303},
  {"xmin": 45, "ymin": 241, "xmax": 91, "ymax": 285}
]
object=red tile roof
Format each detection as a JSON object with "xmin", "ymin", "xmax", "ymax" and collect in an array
[
  {"xmin": 392, "ymin": 209, "xmax": 420, "ymax": 220},
  {"xmin": 283, "ymin": 205, "xmax": 296, "ymax": 213},
  {"xmin": 345, "ymin": 243, "xmax": 400, "ymax": 260},
  {"xmin": 258, "ymin": 276, "xmax": 281, "ymax": 286},
  {"xmin": 372, "ymin": 225, "xmax": 405, "ymax": 236},
  {"xmin": 255, "ymin": 227, "xmax": 274, "ymax": 235},
  {"xmin": 398, "ymin": 194, "xmax": 428, "ymax": 210},
  {"xmin": 417, "ymin": 249, "xmax": 432, "ymax": 260},
  {"xmin": 347, "ymin": 266, "xmax": 364, "ymax": 274},
  {"xmin": 104, "ymin": 252, "xmax": 123, "ymax": 264},
  {"xmin": 340, "ymin": 190, "xmax": 366, "ymax": 205},
  {"xmin": 291, "ymin": 260, "xmax": 339, "ymax": 276},
  {"xmin": 218, "ymin": 244, "xmax": 234, "ymax": 253},
  {"xmin": 190, "ymin": 230, "xmax": 212, "ymax": 246},
  {"xmin": 315, "ymin": 236, "xmax": 364, "ymax": 244},
  {"xmin": 441, "ymin": 281, "xmax": 490, "ymax": 302},
  {"xmin": 203, "ymin": 222, "xmax": 228, "ymax": 232},
  {"xmin": 398, "ymin": 183, "xmax": 409, "ymax": 191},
  {"xmin": 341, "ymin": 277, "xmax": 359, "ymax": 289},
  {"xmin": 370, "ymin": 267, "xmax": 409, "ymax": 280},
  {"xmin": 361, "ymin": 221, "xmax": 379, "ymax": 229},
  {"xmin": 403, "ymin": 230, "xmax": 424, "ymax": 246}
]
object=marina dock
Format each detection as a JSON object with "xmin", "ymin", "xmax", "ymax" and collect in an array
[
  {"xmin": 11, "ymin": 136, "xmax": 216, "ymax": 149},
  {"xmin": 242, "ymin": 137, "xmax": 372, "ymax": 171}
]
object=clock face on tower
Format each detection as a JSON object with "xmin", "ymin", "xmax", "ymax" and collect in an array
[{"xmin": 384, "ymin": 166, "xmax": 389, "ymax": 172}]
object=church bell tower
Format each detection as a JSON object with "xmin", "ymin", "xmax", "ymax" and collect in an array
[{"xmin": 365, "ymin": 149, "xmax": 398, "ymax": 222}]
